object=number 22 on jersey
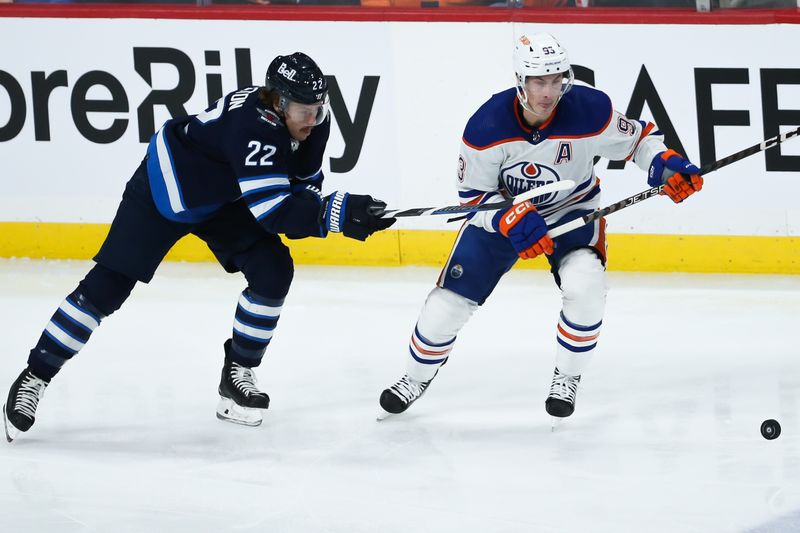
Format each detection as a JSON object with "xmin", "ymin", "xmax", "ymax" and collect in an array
[{"xmin": 245, "ymin": 141, "xmax": 277, "ymax": 166}]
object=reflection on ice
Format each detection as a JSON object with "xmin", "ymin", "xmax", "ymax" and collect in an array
[{"xmin": 0, "ymin": 259, "xmax": 798, "ymax": 532}]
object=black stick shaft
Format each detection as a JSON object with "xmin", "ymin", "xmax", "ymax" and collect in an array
[{"xmin": 549, "ymin": 126, "xmax": 800, "ymax": 238}]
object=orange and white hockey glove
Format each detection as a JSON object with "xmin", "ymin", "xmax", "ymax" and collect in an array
[
  {"xmin": 648, "ymin": 149, "xmax": 704, "ymax": 203},
  {"xmin": 492, "ymin": 200, "xmax": 553, "ymax": 260}
]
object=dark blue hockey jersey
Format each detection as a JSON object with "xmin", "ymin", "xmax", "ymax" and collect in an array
[{"xmin": 145, "ymin": 86, "xmax": 330, "ymax": 237}]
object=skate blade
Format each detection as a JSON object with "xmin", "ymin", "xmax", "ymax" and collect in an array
[
  {"xmin": 216, "ymin": 398, "xmax": 264, "ymax": 427},
  {"xmin": 551, "ymin": 416, "xmax": 565, "ymax": 432},
  {"xmin": 3, "ymin": 405, "xmax": 19, "ymax": 443},
  {"xmin": 376, "ymin": 409, "xmax": 394, "ymax": 422}
]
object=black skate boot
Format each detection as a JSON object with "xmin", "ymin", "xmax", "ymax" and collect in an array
[
  {"xmin": 545, "ymin": 367, "xmax": 581, "ymax": 419},
  {"xmin": 216, "ymin": 340, "xmax": 270, "ymax": 427},
  {"xmin": 4, "ymin": 367, "xmax": 49, "ymax": 442},
  {"xmin": 378, "ymin": 370, "xmax": 439, "ymax": 421}
]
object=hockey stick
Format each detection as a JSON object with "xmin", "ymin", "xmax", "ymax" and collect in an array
[
  {"xmin": 376, "ymin": 179, "xmax": 575, "ymax": 218},
  {"xmin": 548, "ymin": 126, "xmax": 800, "ymax": 238}
]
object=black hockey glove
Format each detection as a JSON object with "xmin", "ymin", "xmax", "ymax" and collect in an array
[{"xmin": 320, "ymin": 191, "xmax": 396, "ymax": 241}]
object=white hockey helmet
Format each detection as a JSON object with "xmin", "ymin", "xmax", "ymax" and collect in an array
[{"xmin": 513, "ymin": 33, "xmax": 574, "ymax": 114}]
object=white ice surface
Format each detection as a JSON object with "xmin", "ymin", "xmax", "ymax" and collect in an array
[{"xmin": 1, "ymin": 259, "xmax": 799, "ymax": 533}]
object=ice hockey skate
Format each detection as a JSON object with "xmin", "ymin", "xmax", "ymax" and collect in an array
[
  {"xmin": 216, "ymin": 340, "xmax": 270, "ymax": 427},
  {"xmin": 377, "ymin": 371, "xmax": 439, "ymax": 421},
  {"xmin": 545, "ymin": 367, "xmax": 581, "ymax": 429},
  {"xmin": 4, "ymin": 367, "xmax": 49, "ymax": 442}
]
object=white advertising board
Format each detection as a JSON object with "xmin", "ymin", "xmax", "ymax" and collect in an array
[{"xmin": 0, "ymin": 18, "xmax": 798, "ymax": 235}]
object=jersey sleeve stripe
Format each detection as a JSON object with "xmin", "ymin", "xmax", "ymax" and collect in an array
[
  {"xmin": 296, "ymin": 168, "xmax": 323, "ymax": 181},
  {"xmin": 458, "ymin": 189, "xmax": 486, "ymax": 200},
  {"xmin": 461, "ymin": 191, "xmax": 502, "ymax": 206},
  {"xmin": 241, "ymin": 184, "xmax": 291, "ymax": 198},
  {"xmin": 238, "ymin": 176, "xmax": 291, "ymax": 195},
  {"xmin": 464, "ymin": 192, "xmax": 503, "ymax": 221},
  {"xmin": 238, "ymin": 174, "xmax": 289, "ymax": 184},
  {"xmin": 625, "ymin": 121, "xmax": 657, "ymax": 161},
  {"xmin": 248, "ymin": 193, "xmax": 290, "ymax": 220},
  {"xmin": 462, "ymin": 192, "xmax": 487, "ymax": 206},
  {"xmin": 152, "ymin": 127, "xmax": 187, "ymax": 214}
]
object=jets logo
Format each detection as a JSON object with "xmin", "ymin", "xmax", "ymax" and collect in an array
[{"xmin": 500, "ymin": 161, "xmax": 563, "ymax": 205}]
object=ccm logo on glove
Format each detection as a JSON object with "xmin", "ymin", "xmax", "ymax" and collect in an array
[
  {"xmin": 500, "ymin": 201, "xmax": 536, "ymax": 230},
  {"xmin": 493, "ymin": 200, "xmax": 553, "ymax": 260}
]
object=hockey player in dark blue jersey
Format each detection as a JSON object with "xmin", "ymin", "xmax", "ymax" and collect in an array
[
  {"xmin": 377, "ymin": 33, "xmax": 703, "ymax": 424},
  {"xmin": 2, "ymin": 52, "xmax": 395, "ymax": 440}
]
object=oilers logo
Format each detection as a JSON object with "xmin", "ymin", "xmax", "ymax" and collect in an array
[{"xmin": 500, "ymin": 161, "xmax": 563, "ymax": 205}]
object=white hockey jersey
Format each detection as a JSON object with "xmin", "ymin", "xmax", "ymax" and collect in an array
[{"xmin": 457, "ymin": 85, "xmax": 667, "ymax": 232}]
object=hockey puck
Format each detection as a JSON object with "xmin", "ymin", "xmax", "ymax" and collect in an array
[{"xmin": 761, "ymin": 419, "xmax": 781, "ymax": 440}]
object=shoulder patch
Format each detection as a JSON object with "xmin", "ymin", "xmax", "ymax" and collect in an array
[{"xmin": 257, "ymin": 107, "xmax": 284, "ymax": 128}]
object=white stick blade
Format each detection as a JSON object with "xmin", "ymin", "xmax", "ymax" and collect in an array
[
  {"xmin": 512, "ymin": 179, "xmax": 576, "ymax": 204},
  {"xmin": 547, "ymin": 218, "xmax": 584, "ymax": 239}
]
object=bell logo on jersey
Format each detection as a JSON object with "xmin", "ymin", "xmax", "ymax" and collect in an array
[
  {"xmin": 501, "ymin": 161, "xmax": 563, "ymax": 205},
  {"xmin": 277, "ymin": 62, "xmax": 297, "ymax": 81}
]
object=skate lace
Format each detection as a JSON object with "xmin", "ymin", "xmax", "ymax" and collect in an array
[
  {"xmin": 391, "ymin": 375, "xmax": 425, "ymax": 403},
  {"xmin": 549, "ymin": 371, "xmax": 580, "ymax": 403},
  {"xmin": 14, "ymin": 374, "xmax": 47, "ymax": 419},
  {"xmin": 230, "ymin": 364, "xmax": 261, "ymax": 397}
]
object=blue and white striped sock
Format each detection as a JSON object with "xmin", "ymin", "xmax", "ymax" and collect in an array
[
  {"xmin": 28, "ymin": 291, "xmax": 104, "ymax": 379},
  {"xmin": 229, "ymin": 289, "xmax": 283, "ymax": 367}
]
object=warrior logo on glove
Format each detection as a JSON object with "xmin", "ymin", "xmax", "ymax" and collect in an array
[{"xmin": 321, "ymin": 191, "xmax": 396, "ymax": 241}]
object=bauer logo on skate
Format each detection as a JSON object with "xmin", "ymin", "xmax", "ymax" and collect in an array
[{"xmin": 501, "ymin": 161, "xmax": 563, "ymax": 205}]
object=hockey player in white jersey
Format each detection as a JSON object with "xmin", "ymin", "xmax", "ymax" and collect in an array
[{"xmin": 378, "ymin": 33, "xmax": 703, "ymax": 422}]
